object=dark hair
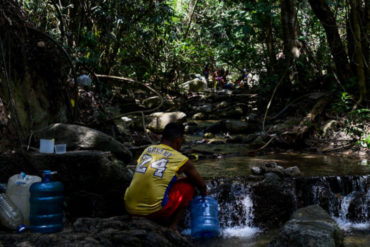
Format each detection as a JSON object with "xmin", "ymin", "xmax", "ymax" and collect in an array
[{"xmin": 162, "ymin": 122, "xmax": 185, "ymax": 141}]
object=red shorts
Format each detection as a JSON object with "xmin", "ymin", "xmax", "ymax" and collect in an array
[{"xmin": 148, "ymin": 179, "xmax": 194, "ymax": 219}]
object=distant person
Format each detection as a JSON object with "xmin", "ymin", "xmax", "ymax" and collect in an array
[
  {"xmin": 219, "ymin": 69, "xmax": 225, "ymax": 84},
  {"xmin": 124, "ymin": 123, "xmax": 207, "ymax": 233},
  {"xmin": 241, "ymin": 68, "xmax": 247, "ymax": 81},
  {"xmin": 222, "ymin": 70, "xmax": 229, "ymax": 88},
  {"xmin": 213, "ymin": 69, "xmax": 219, "ymax": 90},
  {"xmin": 203, "ymin": 64, "xmax": 210, "ymax": 81},
  {"xmin": 237, "ymin": 68, "xmax": 248, "ymax": 89}
]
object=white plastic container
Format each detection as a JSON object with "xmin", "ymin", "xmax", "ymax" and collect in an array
[
  {"xmin": 40, "ymin": 139, "xmax": 54, "ymax": 153},
  {"xmin": 54, "ymin": 144, "xmax": 66, "ymax": 154},
  {"xmin": 0, "ymin": 193, "xmax": 24, "ymax": 230},
  {"xmin": 6, "ymin": 172, "xmax": 41, "ymax": 225}
]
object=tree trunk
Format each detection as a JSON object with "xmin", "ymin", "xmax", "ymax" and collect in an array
[
  {"xmin": 365, "ymin": 0, "xmax": 370, "ymax": 96},
  {"xmin": 308, "ymin": 0, "xmax": 351, "ymax": 85},
  {"xmin": 280, "ymin": 0, "xmax": 300, "ymax": 83},
  {"xmin": 263, "ymin": 0, "xmax": 276, "ymax": 73},
  {"xmin": 349, "ymin": 0, "xmax": 367, "ymax": 104},
  {"xmin": 347, "ymin": 10, "xmax": 356, "ymax": 73},
  {"xmin": 0, "ymin": 1, "xmax": 73, "ymax": 151}
]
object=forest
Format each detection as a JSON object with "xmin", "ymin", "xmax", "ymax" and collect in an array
[
  {"xmin": 0, "ymin": 0, "xmax": 369, "ymax": 247},
  {"xmin": 0, "ymin": 0, "xmax": 369, "ymax": 150}
]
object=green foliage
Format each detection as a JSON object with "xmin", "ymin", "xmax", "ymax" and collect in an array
[
  {"xmin": 17, "ymin": 0, "xmax": 367, "ymax": 104},
  {"xmin": 336, "ymin": 98, "xmax": 370, "ymax": 148},
  {"xmin": 349, "ymin": 108, "xmax": 370, "ymax": 123},
  {"xmin": 332, "ymin": 92, "xmax": 353, "ymax": 113},
  {"xmin": 358, "ymin": 135, "xmax": 370, "ymax": 148}
]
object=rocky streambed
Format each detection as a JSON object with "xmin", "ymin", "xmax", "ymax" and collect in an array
[
  {"xmin": 1, "ymin": 148, "xmax": 369, "ymax": 247},
  {"xmin": 0, "ymin": 89, "xmax": 368, "ymax": 246}
]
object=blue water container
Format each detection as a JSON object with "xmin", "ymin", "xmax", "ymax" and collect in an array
[
  {"xmin": 29, "ymin": 170, "xmax": 64, "ymax": 233},
  {"xmin": 190, "ymin": 196, "xmax": 220, "ymax": 238}
]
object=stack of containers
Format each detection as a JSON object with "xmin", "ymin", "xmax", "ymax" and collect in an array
[{"xmin": 0, "ymin": 171, "xmax": 64, "ymax": 233}]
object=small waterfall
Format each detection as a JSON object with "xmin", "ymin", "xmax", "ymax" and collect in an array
[
  {"xmin": 306, "ymin": 175, "xmax": 370, "ymax": 231},
  {"xmin": 332, "ymin": 189, "xmax": 370, "ymax": 231},
  {"xmin": 183, "ymin": 174, "xmax": 369, "ymax": 240},
  {"xmin": 183, "ymin": 178, "xmax": 260, "ymax": 238},
  {"xmin": 221, "ymin": 193, "xmax": 260, "ymax": 238}
]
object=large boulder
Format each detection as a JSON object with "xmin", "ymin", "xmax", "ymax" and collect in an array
[
  {"xmin": 252, "ymin": 174, "xmax": 296, "ymax": 228},
  {"xmin": 269, "ymin": 205, "xmax": 344, "ymax": 247},
  {"xmin": 0, "ymin": 151, "xmax": 133, "ymax": 220},
  {"xmin": 33, "ymin": 123, "xmax": 132, "ymax": 163},
  {"xmin": 147, "ymin": 112, "xmax": 187, "ymax": 133},
  {"xmin": 30, "ymin": 151, "xmax": 133, "ymax": 219},
  {"xmin": 0, "ymin": 215, "xmax": 193, "ymax": 247}
]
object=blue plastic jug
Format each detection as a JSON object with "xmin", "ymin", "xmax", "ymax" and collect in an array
[
  {"xmin": 29, "ymin": 170, "xmax": 64, "ymax": 233},
  {"xmin": 190, "ymin": 196, "xmax": 220, "ymax": 238}
]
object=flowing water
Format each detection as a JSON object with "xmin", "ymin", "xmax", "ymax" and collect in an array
[
  {"xmin": 189, "ymin": 154, "xmax": 370, "ymax": 247},
  {"xmin": 194, "ymin": 153, "xmax": 370, "ymax": 178}
]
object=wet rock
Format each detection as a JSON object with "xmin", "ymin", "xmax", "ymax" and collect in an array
[
  {"xmin": 220, "ymin": 106, "xmax": 244, "ymax": 118},
  {"xmin": 184, "ymin": 122, "xmax": 200, "ymax": 134},
  {"xmin": 112, "ymin": 118, "xmax": 132, "ymax": 138},
  {"xmin": 224, "ymin": 120, "xmax": 248, "ymax": 134},
  {"xmin": 322, "ymin": 120, "xmax": 338, "ymax": 137},
  {"xmin": 204, "ymin": 132, "xmax": 214, "ymax": 138},
  {"xmin": 251, "ymin": 166, "xmax": 263, "ymax": 175},
  {"xmin": 294, "ymin": 177, "xmax": 338, "ymax": 213},
  {"xmin": 147, "ymin": 111, "xmax": 187, "ymax": 133},
  {"xmin": 179, "ymin": 76, "xmax": 208, "ymax": 92},
  {"xmin": 34, "ymin": 123, "xmax": 132, "ymax": 163},
  {"xmin": 252, "ymin": 175, "xmax": 295, "ymax": 229},
  {"xmin": 205, "ymin": 121, "xmax": 225, "ymax": 133},
  {"xmin": 194, "ymin": 104, "xmax": 212, "ymax": 113},
  {"xmin": 269, "ymin": 205, "xmax": 344, "ymax": 247},
  {"xmin": 263, "ymin": 172, "xmax": 282, "ymax": 185},
  {"xmin": 251, "ymin": 164, "xmax": 301, "ymax": 178},
  {"xmin": 0, "ymin": 216, "xmax": 193, "ymax": 247},
  {"xmin": 284, "ymin": 166, "xmax": 301, "ymax": 177},
  {"xmin": 347, "ymin": 191, "xmax": 370, "ymax": 222},
  {"xmin": 192, "ymin": 112, "xmax": 206, "ymax": 120},
  {"xmin": 142, "ymin": 96, "xmax": 161, "ymax": 109},
  {"xmin": 226, "ymin": 135, "xmax": 244, "ymax": 143},
  {"xmin": 25, "ymin": 151, "xmax": 133, "ymax": 219},
  {"xmin": 245, "ymin": 113, "xmax": 258, "ymax": 122},
  {"xmin": 261, "ymin": 162, "xmax": 285, "ymax": 177},
  {"xmin": 207, "ymin": 177, "xmax": 254, "ymax": 227},
  {"xmin": 208, "ymin": 138, "xmax": 226, "ymax": 144},
  {"xmin": 217, "ymin": 101, "xmax": 229, "ymax": 109}
]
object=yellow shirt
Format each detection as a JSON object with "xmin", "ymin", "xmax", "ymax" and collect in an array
[{"xmin": 124, "ymin": 144, "xmax": 189, "ymax": 215}]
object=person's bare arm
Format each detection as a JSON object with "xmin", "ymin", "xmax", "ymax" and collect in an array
[{"xmin": 178, "ymin": 160, "xmax": 207, "ymax": 195}]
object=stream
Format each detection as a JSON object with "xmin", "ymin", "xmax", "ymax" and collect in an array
[{"xmin": 188, "ymin": 154, "xmax": 370, "ymax": 247}]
